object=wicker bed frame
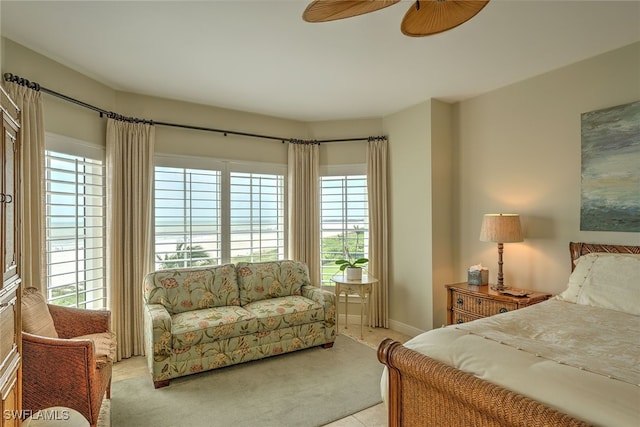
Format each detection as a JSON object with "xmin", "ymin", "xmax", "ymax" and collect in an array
[{"xmin": 377, "ymin": 242, "xmax": 640, "ymax": 427}]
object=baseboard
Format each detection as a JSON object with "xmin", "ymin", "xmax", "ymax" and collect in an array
[
  {"xmin": 388, "ymin": 319, "xmax": 424, "ymax": 338},
  {"xmin": 339, "ymin": 313, "xmax": 370, "ymax": 325},
  {"xmin": 336, "ymin": 314, "xmax": 425, "ymax": 338}
]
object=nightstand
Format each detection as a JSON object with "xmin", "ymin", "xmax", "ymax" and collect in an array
[{"xmin": 446, "ymin": 282, "xmax": 551, "ymax": 325}]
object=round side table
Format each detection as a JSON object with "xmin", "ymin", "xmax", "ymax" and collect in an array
[{"xmin": 331, "ymin": 273, "xmax": 378, "ymax": 339}]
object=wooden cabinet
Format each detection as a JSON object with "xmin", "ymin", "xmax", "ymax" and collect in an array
[
  {"xmin": 446, "ymin": 282, "xmax": 551, "ymax": 325},
  {"xmin": 1, "ymin": 86, "xmax": 22, "ymax": 427}
]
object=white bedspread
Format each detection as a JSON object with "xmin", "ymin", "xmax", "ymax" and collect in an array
[{"xmin": 382, "ymin": 299, "xmax": 640, "ymax": 427}]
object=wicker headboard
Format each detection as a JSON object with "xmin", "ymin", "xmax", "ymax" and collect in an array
[{"xmin": 569, "ymin": 242, "xmax": 640, "ymax": 271}]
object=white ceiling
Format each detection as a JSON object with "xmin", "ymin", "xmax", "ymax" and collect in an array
[{"xmin": 2, "ymin": 1, "xmax": 639, "ymax": 122}]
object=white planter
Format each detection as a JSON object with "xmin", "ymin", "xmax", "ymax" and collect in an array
[{"xmin": 346, "ymin": 267, "xmax": 362, "ymax": 281}]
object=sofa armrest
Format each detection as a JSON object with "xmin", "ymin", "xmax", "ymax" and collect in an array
[
  {"xmin": 144, "ymin": 303, "xmax": 172, "ymax": 360},
  {"xmin": 48, "ymin": 304, "xmax": 111, "ymax": 339},
  {"xmin": 301, "ymin": 285, "xmax": 336, "ymax": 329}
]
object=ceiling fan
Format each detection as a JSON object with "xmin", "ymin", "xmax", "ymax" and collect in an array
[{"xmin": 302, "ymin": 0, "xmax": 490, "ymax": 37}]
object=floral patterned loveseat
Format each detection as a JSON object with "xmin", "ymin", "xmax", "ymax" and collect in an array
[{"xmin": 143, "ymin": 260, "xmax": 336, "ymax": 388}]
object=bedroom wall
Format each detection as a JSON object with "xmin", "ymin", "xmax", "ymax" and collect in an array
[
  {"xmin": 1, "ymin": 37, "xmax": 382, "ymax": 318},
  {"xmin": 2, "ymin": 38, "xmax": 115, "ymax": 145},
  {"xmin": 381, "ymin": 99, "xmax": 455, "ymax": 334},
  {"xmin": 430, "ymin": 100, "xmax": 454, "ymax": 328},
  {"xmin": 383, "ymin": 100, "xmax": 434, "ymax": 334},
  {"xmin": 4, "ymin": 36, "xmax": 638, "ymax": 336},
  {"xmin": 1, "ymin": 38, "xmax": 379, "ymax": 167},
  {"xmin": 452, "ymin": 42, "xmax": 640, "ymax": 304}
]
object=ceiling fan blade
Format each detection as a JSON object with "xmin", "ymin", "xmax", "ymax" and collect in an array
[
  {"xmin": 401, "ymin": 0, "xmax": 490, "ymax": 37},
  {"xmin": 303, "ymin": 0, "xmax": 400, "ymax": 23}
]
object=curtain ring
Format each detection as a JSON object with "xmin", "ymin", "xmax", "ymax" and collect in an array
[{"xmin": 5, "ymin": 194, "xmax": 12, "ymax": 204}]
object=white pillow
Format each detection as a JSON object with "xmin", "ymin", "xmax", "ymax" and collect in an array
[
  {"xmin": 556, "ymin": 254, "xmax": 598, "ymax": 303},
  {"xmin": 557, "ymin": 253, "xmax": 640, "ymax": 315}
]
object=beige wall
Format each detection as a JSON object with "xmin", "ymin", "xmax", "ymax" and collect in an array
[
  {"xmin": 2, "ymin": 38, "xmax": 115, "ymax": 145},
  {"xmin": 383, "ymin": 100, "xmax": 434, "ymax": 334},
  {"xmin": 382, "ymin": 99, "xmax": 455, "ymax": 333},
  {"xmin": 452, "ymin": 41, "xmax": 640, "ymax": 303},
  {"xmin": 2, "ymin": 36, "xmax": 383, "ymax": 319},
  {"xmin": 430, "ymin": 100, "xmax": 454, "ymax": 328},
  {"xmin": 2, "ymin": 38, "xmax": 379, "ymax": 166},
  {"xmin": 3, "ymin": 36, "xmax": 639, "ymax": 336},
  {"xmin": 381, "ymin": 41, "xmax": 639, "ymax": 335}
]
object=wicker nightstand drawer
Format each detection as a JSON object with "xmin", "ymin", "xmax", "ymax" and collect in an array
[
  {"xmin": 450, "ymin": 309, "xmax": 481, "ymax": 325},
  {"xmin": 446, "ymin": 282, "xmax": 551, "ymax": 325},
  {"xmin": 452, "ymin": 291, "xmax": 517, "ymax": 317}
]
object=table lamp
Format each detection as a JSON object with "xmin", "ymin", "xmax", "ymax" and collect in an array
[{"xmin": 479, "ymin": 214, "xmax": 523, "ymax": 291}]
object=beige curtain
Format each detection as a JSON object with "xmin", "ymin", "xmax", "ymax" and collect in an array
[
  {"xmin": 6, "ymin": 83, "xmax": 46, "ymax": 291},
  {"xmin": 106, "ymin": 119, "xmax": 155, "ymax": 360},
  {"xmin": 367, "ymin": 138, "xmax": 389, "ymax": 328},
  {"xmin": 287, "ymin": 142, "xmax": 320, "ymax": 285}
]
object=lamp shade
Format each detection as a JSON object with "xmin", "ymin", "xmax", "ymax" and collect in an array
[{"xmin": 479, "ymin": 214, "xmax": 523, "ymax": 243}]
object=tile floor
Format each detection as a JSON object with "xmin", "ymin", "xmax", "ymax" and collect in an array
[{"xmin": 112, "ymin": 320, "xmax": 412, "ymax": 426}]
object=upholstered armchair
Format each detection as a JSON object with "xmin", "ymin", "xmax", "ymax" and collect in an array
[{"xmin": 21, "ymin": 288, "xmax": 116, "ymax": 427}]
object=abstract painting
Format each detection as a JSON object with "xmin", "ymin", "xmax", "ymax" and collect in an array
[{"xmin": 580, "ymin": 100, "xmax": 640, "ymax": 232}]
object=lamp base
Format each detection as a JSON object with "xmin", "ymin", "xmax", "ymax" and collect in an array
[{"xmin": 490, "ymin": 283, "xmax": 510, "ymax": 292}]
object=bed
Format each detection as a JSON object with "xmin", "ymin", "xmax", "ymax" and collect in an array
[{"xmin": 378, "ymin": 242, "xmax": 640, "ymax": 427}]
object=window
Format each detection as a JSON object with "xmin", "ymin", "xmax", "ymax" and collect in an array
[
  {"xmin": 320, "ymin": 167, "xmax": 368, "ymax": 288},
  {"xmin": 154, "ymin": 167, "xmax": 221, "ymax": 269},
  {"xmin": 154, "ymin": 156, "xmax": 286, "ymax": 269},
  {"xmin": 230, "ymin": 172, "xmax": 285, "ymax": 263},
  {"xmin": 45, "ymin": 134, "xmax": 106, "ymax": 309}
]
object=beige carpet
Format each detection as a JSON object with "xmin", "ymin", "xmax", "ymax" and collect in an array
[
  {"xmin": 107, "ymin": 335, "xmax": 383, "ymax": 427},
  {"xmin": 98, "ymin": 399, "xmax": 110, "ymax": 427}
]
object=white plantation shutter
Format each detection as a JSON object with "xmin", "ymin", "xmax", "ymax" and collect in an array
[
  {"xmin": 320, "ymin": 170, "xmax": 369, "ymax": 287},
  {"xmin": 153, "ymin": 156, "xmax": 286, "ymax": 268},
  {"xmin": 45, "ymin": 136, "xmax": 106, "ymax": 308},
  {"xmin": 230, "ymin": 172, "xmax": 285, "ymax": 262},
  {"xmin": 154, "ymin": 166, "xmax": 222, "ymax": 269}
]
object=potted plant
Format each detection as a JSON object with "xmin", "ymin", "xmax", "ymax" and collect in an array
[{"xmin": 335, "ymin": 247, "xmax": 368, "ymax": 281}]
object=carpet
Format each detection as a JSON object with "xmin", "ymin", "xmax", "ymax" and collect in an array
[{"xmin": 110, "ymin": 335, "xmax": 384, "ymax": 427}]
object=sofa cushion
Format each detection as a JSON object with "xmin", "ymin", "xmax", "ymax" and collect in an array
[
  {"xmin": 236, "ymin": 260, "xmax": 310, "ymax": 305},
  {"xmin": 22, "ymin": 287, "xmax": 59, "ymax": 338},
  {"xmin": 144, "ymin": 264, "xmax": 240, "ymax": 314},
  {"xmin": 243, "ymin": 295, "xmax": 324, "ymax": 332},
  {"xmin": 171, "ymin": 306, "xmax": 257, "ymax": 349}
]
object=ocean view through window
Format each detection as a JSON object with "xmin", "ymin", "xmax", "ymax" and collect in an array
[
  {"xmin": 45, "ymin": 135, "xmax": 106, "ymax": 309},
  {"xmin": 320, "ymin": 172, "xmax": 369, "ymax": 288},
  {"xmin": 154, "ymin": 157, "xmax": 286, "ymax": 269},
  {"xmin": 154, "ymin": 166, "xmax": 222, "ymax": 268}
]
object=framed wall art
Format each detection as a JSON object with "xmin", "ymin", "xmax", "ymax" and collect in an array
[{"xmin": 580, "ymin": 100, "xmax": 640, "ymax": 232}]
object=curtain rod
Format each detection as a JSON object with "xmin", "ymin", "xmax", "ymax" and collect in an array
[{"xmin": 3, "ymin": 72, "xmax": 386, "ymax": 145}]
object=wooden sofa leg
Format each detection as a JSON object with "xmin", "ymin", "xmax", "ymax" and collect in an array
[
  {"xmin": 153, "ymin": 379, "xmax": 170, "ymax": 389},
  {"xmin": 322, "ymin": 342, "xmax": 334, "ymax": 349}
]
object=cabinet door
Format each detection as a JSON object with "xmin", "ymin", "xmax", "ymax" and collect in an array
[
  {"xmin": 0, "ymin": 88, "xmax": 22, "ymax": 427},
  {"xmin": 2, "ymin": 123, "xmax": 18, "ymax": 287},
  {"xmin": 0, "ymin": 285, "xmax": 20, "ymax": 427},
  {"xmin": 0, "ymin": 363, "xmax": 20, "ymax": 427}
]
